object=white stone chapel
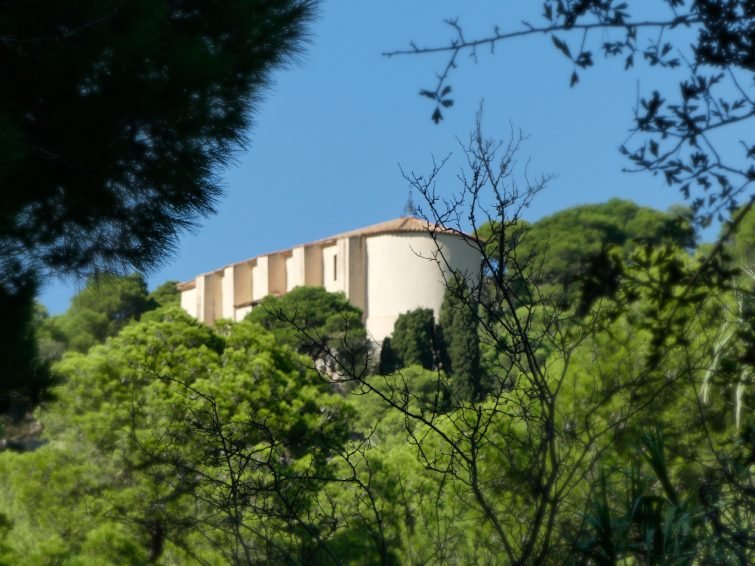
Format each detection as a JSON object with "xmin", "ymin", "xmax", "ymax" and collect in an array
[{"xmin": 178, "ymin": 216, "xmax": 481, "ymax": 342}]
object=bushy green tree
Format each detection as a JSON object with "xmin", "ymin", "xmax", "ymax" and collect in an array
[
  {"xmin": 383, "ymin": 308, "xmax": 438, "ymax": 372},
  {"xmin": 246, "ymin": 286, "xmax": 370, "ymax": 375},
  {"xmin": 0, "ymin": 308, "xmax": 356, "ymax": 563},
  {"xmin": 49, "ymin": 273, "xmax": 155, "ymax": 353},
  {"xmin": 147, "ymin": 280, "xmax": 180, "ymax": 309},
  {"xmin": 35, "ymin": 275, "xmax": 183, "ymax": 364},
  {"xmin": 480, "ymin": 199, "xmax": 696, "ymax": 310},
  {"xmin": 563, "ymin": 243, "xmax": 752, "ymax": 563}
]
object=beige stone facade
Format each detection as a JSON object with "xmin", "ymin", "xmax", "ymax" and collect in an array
[{"xmin": 178, "ymin": 217, "xmax": 481, "ymax": 342}]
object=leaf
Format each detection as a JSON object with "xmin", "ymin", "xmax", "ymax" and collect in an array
[
  {"xmin": 440, "ymin": 85, "xmax": 452, "ymax": 97},
  {"xmin": 570, "ymin": 71, "xmax": 579, "ymax": 87},
  {"xmin": 441, "ymin": 99, "xmax": 454, "ymax": 108},
  {"xmin": 649, "ymin": 140, "xmax": 659, "ymax": 157},
  {"xmin": 551, "ymin": 35, "xmax": 572, "ymax": 59},
  {"xmin": 419, "ymin": 89, "xmax": 437, "ymax": 100},
  {"xmin": 576, "ymin": 51, "xmax": 593, "ymax": 68},
  {"xmin": 431, "ymin": 107, "xmax": 443, "ymax": 124}
]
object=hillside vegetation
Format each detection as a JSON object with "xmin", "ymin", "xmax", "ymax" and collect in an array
[{"xmin": 0, "ymin": 199, "xmax": 752, "ymax": 564}]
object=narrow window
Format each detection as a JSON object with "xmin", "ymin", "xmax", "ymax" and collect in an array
[{"xmin": 333, "ymin": 255, "xmax": 338, "ymax": 280}]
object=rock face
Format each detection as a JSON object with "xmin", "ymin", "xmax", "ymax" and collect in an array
[
  {"xmin": 0, "ymin": 414, "xmax": 45, "ymax": 453},
  {"xmin": 178, "ymin": 217, "xmax": 482, "ymax": 342}
]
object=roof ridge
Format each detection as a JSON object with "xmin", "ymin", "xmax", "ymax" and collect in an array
[{"xmin": 180, "ymin": 215, "xmax": 460, "ymax": 285}]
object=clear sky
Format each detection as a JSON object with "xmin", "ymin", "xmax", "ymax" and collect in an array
[{"xmin": 41, "ymin": 1, "xmax": 701, "ymax": 314}]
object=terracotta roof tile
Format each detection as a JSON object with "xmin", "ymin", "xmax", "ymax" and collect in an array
[{"xmin": 313, "ymin": 215, "xmax": 456, "ymax": 242}]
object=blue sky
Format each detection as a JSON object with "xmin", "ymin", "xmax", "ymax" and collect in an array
[{"xmin": 41, "ymin": 1, "xmax": 700, "ymax": 313}]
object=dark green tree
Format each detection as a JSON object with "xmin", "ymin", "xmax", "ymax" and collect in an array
[
  {"xmin": 0, "ymin": 0, "xmax": 316, "ymax": 404},
  {"xmin": 439, "ymin": 277, "xmax": 482, "ymax": 401},
  {"xmin": 147, "ymin": 280, "xmax": 180, "ymax": 309},
  {"xmin": 480, "ymin": 199, "xmax": 696, "ymax": 310},
  {"xmin": 44, "ymin": 273, "xmax": 155, "ymax": 354},
  {"xmin": 245, "ymin": 286, "xmax": 370, "ymax": 374},
  {"xmin": 0, "ymin": 0, "xmax": 314, "ymax": 279},
  {"xmin": 387, "ymin": 308, "xmax": 438, "ymax": 371},
  {"xmin": 378, "ymin": 336, "xmax": 400, "ymax": 375},
  {"xmin": 0, "ymin": 279, "xmax": 52, "ymax": 414}
]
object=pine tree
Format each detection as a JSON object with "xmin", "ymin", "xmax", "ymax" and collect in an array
[{"xmin": 0, "ymin": 1, "xmax": 315, "ymax": 404}]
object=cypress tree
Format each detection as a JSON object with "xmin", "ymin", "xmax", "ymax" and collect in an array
[
  {"xmin": 439, "ymin": 278, "xmax": 482, "ymax": 402},
  {"xmin": 378, "ymin": 337, "xmax": 400, "ymax": 375}
]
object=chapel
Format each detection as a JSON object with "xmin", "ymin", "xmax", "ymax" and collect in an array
[{"xmin": 178, "ymin": 216, "xmax": 481, "ymax": 341}]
